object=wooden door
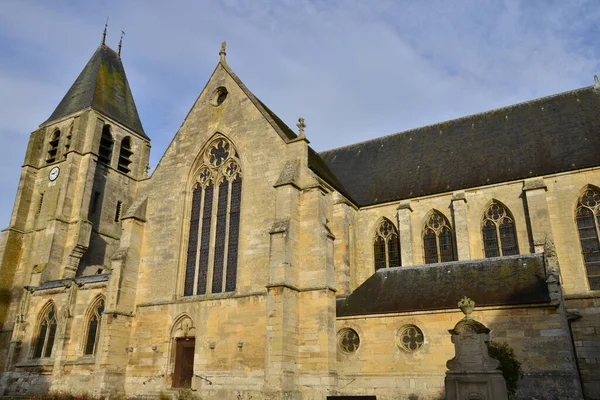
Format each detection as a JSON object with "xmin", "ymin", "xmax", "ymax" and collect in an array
[{"xmin": 173, "ymin": 338, "xmax": 195, "ymax": 388}]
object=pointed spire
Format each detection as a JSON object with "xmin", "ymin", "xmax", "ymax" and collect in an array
[
  {"xmin": 118, "ymin": 30, "xmax": 125, "ymax": 57},
  {"xmin": 219, "ymin": 41, "xmax": 227, "ymax": 63},
  {"xmin": 102, "ymin": 17, "xmax": 108, "ymax": 45}
]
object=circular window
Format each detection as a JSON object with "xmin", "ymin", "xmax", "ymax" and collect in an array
[
  {"xmin": 338, "ymin": 328, "xmax": 360, "ymax": 354},
  {"xmin": 210, "ymin": 86, "xmax": 228, "ymax": 107},
  {"xmin": 397, "ymin": 325, "xmax": 424, "ymax": 352}
]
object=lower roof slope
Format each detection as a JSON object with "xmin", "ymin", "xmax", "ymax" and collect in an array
[
  {"xmin": 336, "ymin": 254, "xmax": 550, "ymax": 317},
  {"xmin": 320, "ymin": 86, "xmax": 600, "ymax": 206}
]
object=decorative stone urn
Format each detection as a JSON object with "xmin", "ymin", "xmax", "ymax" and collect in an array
[{"xmin": 445, "ymin": 298, "xmax": 508, "ymax": 400}]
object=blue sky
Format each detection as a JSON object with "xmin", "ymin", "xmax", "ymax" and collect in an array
[{"xmin": 0, "ymin": 0, "xmax": 599, "ymax": 227}]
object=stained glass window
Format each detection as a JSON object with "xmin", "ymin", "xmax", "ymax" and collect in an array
[
  {"xmin": 373, "ymin": 219, "xmax": 401, "ymax": 271},
  {"xmin": 184, "ymin": 186, "xmax": 202, "ymax": 296},
  {"xmin": 482, "ymin": 202, "xmax": 518, "ymax": 258},
  {"xmin": 183, "ymin": 137, "xmax": 242, "ymax": 296},
  {"xmin": 84, "ymin": 299, "xmax": 104, "ymax": 356},
  {"xmin": 423, "ymin": 212, "xmax": 456, "ymax": 264},
  {"xmin": 33, "ymin": 304, "xmax": 57, "ymax": 359},
  {"xmin": 226, "ymin": 177, "xmax": 242, "ymax": 292},
  {"xmin": 576, "ymin": 188, "xmax": 600, "ymax": 290},
  {"xmin": 197, "ymin": 183, "xmax": 213, "ymax": 295},
  {"xmin": 211, "ymin": 180, "xmax": 229, "ymax": 294}
]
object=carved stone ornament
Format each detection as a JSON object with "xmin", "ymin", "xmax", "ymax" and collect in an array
[{"xmin": 458, "ymin": 296, "xmax": 475, "ymax": 320}]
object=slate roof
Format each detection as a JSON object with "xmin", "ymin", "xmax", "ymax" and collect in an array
[
  {"xmin": 320, "ymin": 86, "xmax": 600, "ymax": 206},
  {"xmin": 336, "ymin": 254, "xmax": 550, "ymax": 317},
  {"xmin": 44, "ymin": 44, "xmax": 147, "ymax": 139}
]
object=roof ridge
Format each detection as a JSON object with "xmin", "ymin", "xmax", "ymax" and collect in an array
[{"xmin": 320, "ymin": 85, "xmax": 594, "ymax": 155}]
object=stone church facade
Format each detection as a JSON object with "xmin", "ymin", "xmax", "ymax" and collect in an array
[{"xmin": 0, "ymin": 37, "xmax": 599, "ymax": 400}]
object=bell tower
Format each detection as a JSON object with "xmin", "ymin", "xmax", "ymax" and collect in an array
[{"xmin": 0, "ymin": 33, "xmax": 150, "ymax": 333}]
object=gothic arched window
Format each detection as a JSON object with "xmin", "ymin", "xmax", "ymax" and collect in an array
[
  {"xmin": 423, "ymin": 211, "xmax": 455, "ymax": 264},
  {"xmin": 33, "ymin": 303, "xmax": 57, "ymax": 358},
  {"xmin": 482, "ymin": 202, "xmax": 518, "ymax": 258},
  {"xmin": 98, "ymin": 125, "xmax": 114, "ymax": 166},
  {"xmin": 183, "ymin": 137, "xmax": 242, "ymax": 296},
  {"xmin": 373, "ymin": 219, "xmax": 400, "ymax": 271},
  {"xmin": 84, "ymin": 298, "xmax": 104, "ymax": 355},
  {"xmin": 576, "ymin": 188, "xmax": 600, "ymax": 290},
  {"xmin": 117, "ymin": 137, "xmax": 133, "ymax": 174},
  {"xmin": 47, "ymin": 129, "xmax": 61, "ymax": 163}
]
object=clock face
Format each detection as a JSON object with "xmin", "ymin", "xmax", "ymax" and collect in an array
[{"xmin": 49, "ymin": 166, "xmax": 60, "ymax": 181}]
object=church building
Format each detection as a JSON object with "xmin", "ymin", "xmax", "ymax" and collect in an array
[{"xmin": 0, "ymin": 33, "xmax": 599, "ymax": 400}]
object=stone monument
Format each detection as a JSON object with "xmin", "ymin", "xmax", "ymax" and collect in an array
[{"xmin": 445, "ymin": 297, "xmax": 508, "ymax": 400}]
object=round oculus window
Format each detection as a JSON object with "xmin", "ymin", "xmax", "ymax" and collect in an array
[
  {"xmin": 210, "ymin": 86, "xmax": 228, "ymax": 107},
  {"xmin": 397, "ymin": 325, "xmax": 424, "ymax": 352},
  {"xmin": 338, "ymin": 328, "xmax": 360, "ymax": 354}
]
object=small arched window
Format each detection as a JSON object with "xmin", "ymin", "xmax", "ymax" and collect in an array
[
  {"xmin": 84, "ymin": 298, "xmax": 105, "ymax": 355},
  {"xmin": 46, "ymin": 130, "xmax": 61, "ymax": 163},
  {"xmin": 423, "ymin": 211, "xmax": 455, "ymax": 264},
  {"xmin": 98, "ymin": 125, "xmax": 114, "ymax": 166},
  {"xmin": 183, "ymin": 137, "xmax": 242, "ymax": 296},
  {"xmin": 482, "ymin": 202, "xmax": 518, "ymax": 258},
  {"xmin": 576, "ymin": 188, "xmax": 600, "ymax": 290},
  {"xmin": 33, "ymin": 303, "xmax": 57, "ymax": 358},
  {"xmin": 117, "ymin": 137, "xmax": 133, "ymax": 174},
  {"xmin": 373, "ymin": 219, "xmax": 400, "ymax": 270}
]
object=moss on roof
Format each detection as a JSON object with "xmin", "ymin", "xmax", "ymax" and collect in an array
[{"xmin": 44, "ymin": 44, "xmax": 147, "ymax": 139}]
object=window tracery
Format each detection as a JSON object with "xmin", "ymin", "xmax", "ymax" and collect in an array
[
  {"xmin": 576, "ymin": 188, "xmax": 600, "ymax": 290},
  {"xmin": 183, "ymin": 137, "xmax": 242, "ymax": 296},
  {"xmin": 397, "ymin": 325, "xmax": 425, "ymax": 352},
  {"xmin": 338, "ymin": 328, "xmax": 360, "ymax": 354},
  {"xmin": 482, "ymin": 202, "xmax": 518, "ymax": 258},
  {"xmin": 84, "ymin": 298, "xmax": 104, "ymax": 355},
  {"xmin": 33, "ymin": 303, "xmax": 57, "ymax": 358},
  {"xmin": 373, "ymin": 219, "xmax": 400, "ymax": 271},
  {"xmin": 423, "ymin": 212, "xmax": 455, "ymax": 264}
]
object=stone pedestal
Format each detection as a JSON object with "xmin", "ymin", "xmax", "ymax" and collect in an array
[{"xmin": 445, "ymin": 298, "xmax": 508, "ymax": 400}]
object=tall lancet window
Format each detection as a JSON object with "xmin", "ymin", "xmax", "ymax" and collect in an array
[
  {"xmin": 373, "ymin": 219, "xmax": 400, "ymax": 271},
  {"xmin": 423, "ymin": 211, "xmax": 455, "ymax": 264},
  {"xmin": 183, "ymin": 137, "xmax": 242, "ymax": 296},
  {"xmin": 84, "ymin": 298, "xmax": 104, "ymax": 356},
  {"xmin": 576, "ymin": 188, "xmax": 600, "ymax": 290},
  {"xmin": 33, "ymin": 303, "xmax": 57, "ymax": 358},
  {"xmin": 482, "ymin": 202, "xmax": 518, "ymax": 258}
]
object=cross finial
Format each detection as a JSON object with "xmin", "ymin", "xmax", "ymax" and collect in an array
[
  {"xmin": 296, "ymin": 118, "xmax": 306, "ymax": 138},
  {"xmin": 102, "ymin": 17, "xmax": 109, "ymax": 45},
  {"xmin": 219, "ymin": 41, "xmax": 227, "ymax": 62},
  {"xmin": 118, "ymin": 30, "xmax": 125, "ymax": 57}
]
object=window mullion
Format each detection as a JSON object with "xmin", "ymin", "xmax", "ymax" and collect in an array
[
  {"xmin": 496, "ymin": 223, "xmax": 503, "ymax": 257},
  {"xmin": 43, "ymin": 318, "xmax": 50, "ymax": 357},
  {"xmin": 221, "ymin": 179, "xmax": 233, "ymax": 291},
  {"xmin": 384, "ymin": 239, "xmax": 389, "ymax": 268},
  {"xmin": 436, "ymin": 233, "xmax": 441, "ymax": 263}
]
